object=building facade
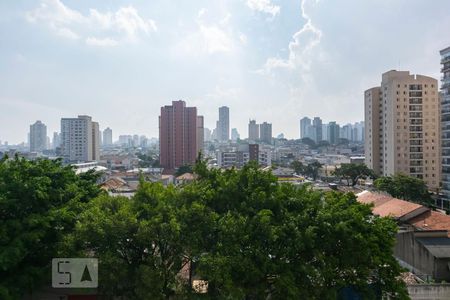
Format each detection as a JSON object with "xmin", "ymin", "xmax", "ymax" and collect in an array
[
  {"xmin": 248, "ymin": 120, "xmax": 259, "ymax": 141},
  {"xmin": 327, "ymin": 121, "xmax": 340, "ymax": 145},
  {"xmin": 231, "ymin": 128, "xmax": 240, "ymax": 141},
  {"xmin": 159, "ymin": 100, "xmax": 201, "ymax": 172},
  {"xmin": 61, "ymin": 115, "xmax": 100, "ymax": 162},
  {"xmin": 29, "ymin": 120, "xmax": 47, "ymax": 152},
  {"xmin": 365, "ymin": 70, "xmax": 441, "ymax": 191},
  {"xmin": 440, "ymin": 47, "xmax": 450, "ymax": 207},
  {"xmin": 217, "ymin": 106, "xmax": 230, "ymax": 141},
  {"xmin": 196, "ymin": 116, "xmax": 204, "ymax": 155},
  {"xmin": 313, "ymin": 117, "xmax": 323, "ymax": 142},
  {"xmin": 260, "ymin": 122, "xmax": 272, "ymax": 144},
  {"xmin": 103, "ymin": 127, "xmax": 113, "ymax": 146},
  {"xmin": 300, "ymin": 117, "xmax": 312, "ymax": 139}
]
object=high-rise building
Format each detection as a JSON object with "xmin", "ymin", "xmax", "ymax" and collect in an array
[
  {"xmin": 29, "ymin": 120, "xmax": 47, "ymax": 152},
  {"xmin": 118, "ymin": 135, "xmax": 132, "ymax": 146},
  {"xmin": 204, "ymin": 128, "xmax": 212, "ymax": 142},
  {"xmin": 341, "ymin": 124, "xmax": 353, "ymax": 141},
  {"xmin": 159, "ymin": 100, "xmax": 201, "ymax": 172},
  {"xmin": 52, "ymin": 132, "xmax": 60, "ymax": 149},
  {"xmin": 300, "ymin": 117, "xmax": 312, "ymax": 139},
  {"xmin": 231, "ymin": 128, "xmax": 240, "ymax": 141},
  {"xmin": 197, "ymin": 116, "xmax": 204, "ymax": 155},
  {"xmin": 354, "ymin": 121, "xmax": 365, "ymax": 142},
  {"xmin": 313, "ymin": 117, "xmax": 322, "ymax": 142},
  {"xmin": 248, "ymin": 120, "xmax": 259, "ymax": 141},
  {"xmin": 260, "ymin": 122, "xmax": 272, "ymax": 144},
  {"xmin": 61, "ymin": 115, "xmax": 100, "ymax": 162},
  {"xmin": 217, "ymin": 106, "xmax": 230, "ymax": 141},
  {"xmin": 327, "ymin": 121, "xmax": 340, "ymax": 144},
  {"xmin": 103, "ymin": 127, "xmax": 113, "ymax": 146},
  {"xmin": 92, "ymin": 122, "xmax": 100, "ymax": 160},
  {"xmin": 365, "ymin": 70, "xmax": 440, "ymax": 191},
  {"xmin": 440, "ymin": 46, "xmax": 450, "ymax": 206}
]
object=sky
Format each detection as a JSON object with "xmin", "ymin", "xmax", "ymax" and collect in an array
[{"xmin": 0, "ymin": 0, "xmax": 449, "ymax": 144}]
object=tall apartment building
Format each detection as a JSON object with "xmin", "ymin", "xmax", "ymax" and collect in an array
[
  {"xmin": 52, "ymin": 132, "xmax": 60, "ymax": 149},
  {"xmin": 313, "ymin": 117, "xmax": 322, "ymax": 142},
  {"xmin": 365, "ymin": 70, "xmax": 440, "ymax": 190},
  {"xmin": 260, "ymin": 122, "xmax": 272, "ymax": 144},
  {"xmin": 231, "ymin": 128, "xmax": 240, "ymax": 141},
  {"xmin": 300, "ymin": 117, "xmax": 312, "ymax": 139},
  {"xmin": 159, "ymin": 100, "xmax": 202, "ymax": 172},
  {"xmin": 440, "ymin": 47, "xmax": 450, "ymax": 206},
  {"xmin": 92, "ymin": 122, "xmax": 100, "ymax": 160},
  {"xmin": 327, "ymin": 121, "xmax": 340, "ymax": 144},
  {"xmin": 217, "ymin": 106, "xmax": 230, "ymax": 141},
  {"xmin": 248, "ymin": 120, "xmax": 259, "ymax": 141},
  {"xmin": 61, "ymin": 115, "xmax": 100, "ymax": 162},
  {"xmin": 29, "ymin": 120, "xmax": 47, "ymax": 152},
  {"xmin": 103, "ymin": 127, "xmax": 113, "ymax": 146},
  {"xmin": 196, "ymin": 116, "xmax": 204, "ymax": 155}
]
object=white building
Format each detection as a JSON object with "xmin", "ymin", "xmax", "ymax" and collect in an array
[
  {"xmin": 103, "ymin": 127, "xmax": 113, "ymax": 146},
  {"xmin": 29, "ymin": 120, "xmax": 47, "ymax": 152},
  {"xmin": 61, "ymin": 115, "xmax": 100, "ymax": 162}
]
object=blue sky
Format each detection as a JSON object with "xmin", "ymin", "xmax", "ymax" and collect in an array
[{"xmin": 0, "ymin": 0, "xmax": 449, "ymax": 144}]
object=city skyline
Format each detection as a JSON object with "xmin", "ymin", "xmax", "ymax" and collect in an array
[{"xmin": 1, "ymin": 0, "xmax": 450, "ymax": 144}]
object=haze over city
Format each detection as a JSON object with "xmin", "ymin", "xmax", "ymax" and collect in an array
[{"xmin": 1, "ymin": 0, "xmax": 449, "ymax": 144}]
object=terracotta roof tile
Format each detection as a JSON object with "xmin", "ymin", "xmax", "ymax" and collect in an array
[{"xmin": 408, "ymin": 210, "xmax": 450, "ymax": 236}]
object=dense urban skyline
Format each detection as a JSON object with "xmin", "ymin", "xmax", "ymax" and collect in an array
[{"xmin": 1, "ymin": 0, "xmax": 450, "ymax": 144}]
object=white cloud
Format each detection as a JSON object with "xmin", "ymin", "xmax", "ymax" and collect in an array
[
  {"xmin": 247, "ymin": 0, "xmax": 280, "ymax": 18},
  {"xmin": 174, "ymin": 9, "xmax": 236, "ymax": 56},
  {"xmin": 260, "ymin": 0, "xmax": 322, "ymax": 73},
  {"xmin": 85, "ymin": 37, "xmax": 118, "ymax": 47},
  {"xmin": 26, "ymin": 0, "xmax": 156, "ymax": 46}
]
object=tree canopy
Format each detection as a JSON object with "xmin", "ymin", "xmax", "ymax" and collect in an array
[
  {"xmin": 334, "ymin": 163, "xmax": 375, "ymax": 186},
  {"xmin": 374, "ymin": 173, "xmax": 432, "ymax": 206},
  {"xmin": 1, "ymin": 158, "xmax": 408, "ymax": 299},
  {"xmin": 68, "ymin": 161, "xmax": 407, "ymax": 299},
  {"xmin": 0, "ymin": 156, "xmax": 102, "ymax": 299}
]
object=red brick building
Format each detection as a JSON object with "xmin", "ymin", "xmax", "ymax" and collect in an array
[{"xmin": 159, "ymin": 100, "xmax": 203, "ymax": 173}]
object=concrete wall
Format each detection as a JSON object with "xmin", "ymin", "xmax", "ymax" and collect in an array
[
  {"xmin": 394, "ymin": 231, "xmax": 435, "ymax": 277},
  {"xmin": 407, "ymin": 284, "xmax": 450, "ymax": 300}
]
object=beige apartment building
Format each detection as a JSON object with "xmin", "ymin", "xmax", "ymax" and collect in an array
[{"xmin": 365, "ymin": 70, "xmax": 440, "ymax": 191}]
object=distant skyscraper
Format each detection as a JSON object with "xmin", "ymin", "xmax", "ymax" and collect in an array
[
  {"xmin": 61, "ymin": 115, "xmax": 100, "ymax": 162},
  {"xmin": 29, "ymin": 120, "xmax": 47, "ymax": 152},
  {"xmin": 300, "ymin": 117, "xmax": 312, "ymax": 139},
  {"xmin": 313, "ymin": 117, "xmax": 322, "ymax": 142},
  {"xmin": 441, "ymin": 46, "xmax": 450, "ymax": 204},
  {"xmin": 259, "ymin": 122, "xmax": 272, "ymax": 144},
  {"xmin": 159, "ymin": 100, "xmax": 201, "ymax": 171},
  {"xmin": 327, "ymin": 121, "xmax": 340, "ymax": 145},
  {"xmin": 103, "ymin": 127, "xmax": 113, "ymax": 146},
  {"xmin": 204, "ymin": 128, "xmax": 212, "ymax": 141},
  {"xmin": 217, "ymin": 106, "xmax": 230, "ymax": 141},
  {"xmin": 341, "ymin": 123, "xmax": 353, "ymax": 141},
  {"xmin": 52, "ymin": 132, "xmax": 60, "ymax": 149},
  {"xmin": 92, "ymin": 122, "xmax": 100, "ymax": 160},
  {"xmin": 248, "ymin": 120, "xmax": 259, "ymax": 141},
  {"xmin": 231, "ymin": 128, "xmax": 240, "ymax": 141},
  {"xmin": 365, "ymin": 70, "xmax": 440, "ymax": 191},
  {"xmin": 197, "ymin": 116, "xmax": 204, "ymax": 155}
]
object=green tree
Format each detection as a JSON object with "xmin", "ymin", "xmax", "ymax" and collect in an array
[
  {"xmin": 334, "ymin": 163, "xmax": 375, "ymax": 186},
  {"xmin": 290, "ymin": 160, "xmax": 304, "ymax": 175},
  {"xmin": 189, "ymin": 162, "xmax": 408, "ymax": 299},
  {"xmin": 175, "ymin": 164, "xmax": 193, "ymax": 177},
  {"xmin": 0, "ymin": 157, "xmax": 101, "ymax": 299},
  {"xmin": 374, "ymin": 173, "xmax": 432, "ymax": 206},
  {"xmin": 305, "ymin": 161, "xmax": 323, "ymax": 181}
]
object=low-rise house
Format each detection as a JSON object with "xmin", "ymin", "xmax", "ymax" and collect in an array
[{"xmin": 357, "ymin": 191, "xmax": 450, "ymax": 282}]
